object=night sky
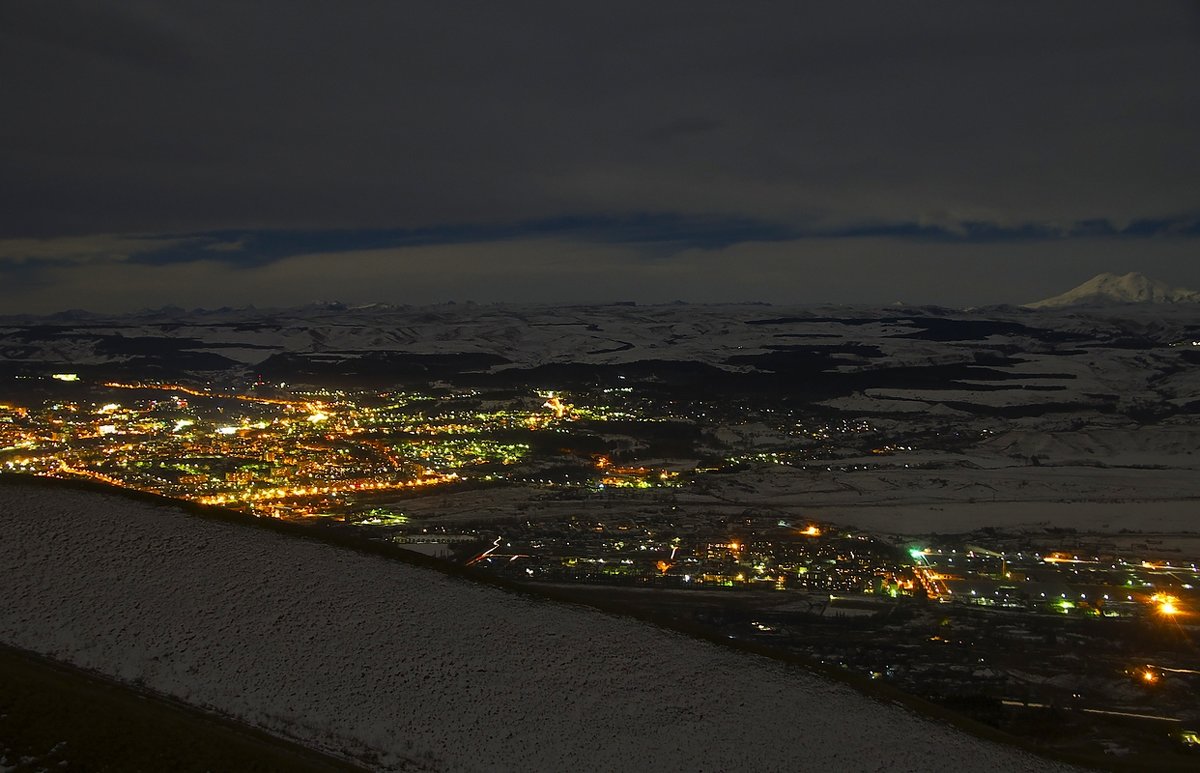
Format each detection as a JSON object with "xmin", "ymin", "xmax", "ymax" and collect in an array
[{"xmin": 3, "ymin": 2, "xmax": 1199, "ymax": 312}]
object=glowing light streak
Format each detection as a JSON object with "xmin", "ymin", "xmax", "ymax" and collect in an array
[{"xmin": 195, "ymin": 472, "xmax": 458, "ymax": 505}]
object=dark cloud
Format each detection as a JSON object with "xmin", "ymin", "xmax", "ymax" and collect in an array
[
  {"xmin": 640, "ymin": 118, "xmax": 725, "ymax": 144},
  {"xmin": 0, "ymin": 1, "xmax": 200, "ymax": 73},
  {"xmin": 4, "ymin": 214, "xmax": 1195, "ymax": 276},
  {"xmin": 1, "ymin": 2, "xmax": 1198, "ymax": 309}
]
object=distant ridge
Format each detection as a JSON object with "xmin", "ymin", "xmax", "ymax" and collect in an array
[{"xmin": 1025, "ymin": 272, "xmax": 1200, "ymax": 308}]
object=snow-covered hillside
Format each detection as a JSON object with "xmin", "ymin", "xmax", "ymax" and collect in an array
[
  {"xmin": 0, "ymin": 483, "xmax": 1068, "ymax": 772},
  {"xmin": 1026, "ymin": 272, "xmax": 1200, "ymax": 308},
  {"xmin": 2, "ymin": 300, "xmax": 1198, "ymax": 379}
]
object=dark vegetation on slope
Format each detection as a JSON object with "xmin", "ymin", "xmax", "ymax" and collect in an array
[{"xmin": 0, "ymin": 642, "xmax": 363, "ymax": 772}]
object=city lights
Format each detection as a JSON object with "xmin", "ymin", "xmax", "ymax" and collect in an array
[{"xmin": 1152, "ymin": 594, "xmax": 1181, "ymax": 617}]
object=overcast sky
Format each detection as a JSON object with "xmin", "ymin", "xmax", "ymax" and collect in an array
[{"xmin": 2, "ymin": 1, "xmax": 1198, "ymax": 312}]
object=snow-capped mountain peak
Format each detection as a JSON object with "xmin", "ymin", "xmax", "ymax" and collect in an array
[{"xmin": 1025, "ymin": 272, "xmax": 1200, "ymax": 308}]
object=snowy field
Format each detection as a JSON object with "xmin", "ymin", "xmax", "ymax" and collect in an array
[
  {"xmin": 812, "ymin": 499, "xmax": 1200, "ymax": 536},
  {"xmin": 4, "ymin": 301, "xmax": 1199, "ymax": 381},
  {"xmin": 0, "ymin": 483, "xmax": 1072, "ymax": 772}
]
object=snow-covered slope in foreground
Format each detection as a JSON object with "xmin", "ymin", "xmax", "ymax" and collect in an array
[
  {"xmin": 1026, "ymin": 271, "xmax": 1200, "ymax": 308},
  {"xmin": 0, "ymin": 485, "xmax": 1066, "ymax": 772}
]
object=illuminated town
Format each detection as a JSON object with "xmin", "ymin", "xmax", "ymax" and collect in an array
[
  {"xmin": 0, "ymin": 377, "xmax": 614, "ymax": 515},
  {"xmin": 2, "ymin": 371, "xmax": 1198, "ymax": 759}
]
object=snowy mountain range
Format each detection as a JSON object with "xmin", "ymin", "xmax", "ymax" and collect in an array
[{"xmin": 1026, "ymin": 272, "xmax": 1200, "ymax": 308}]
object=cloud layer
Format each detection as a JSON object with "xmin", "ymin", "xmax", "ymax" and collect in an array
[{"xmin": 2, "ymin": 2, "xmax": 1198, "ymax": 310}]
